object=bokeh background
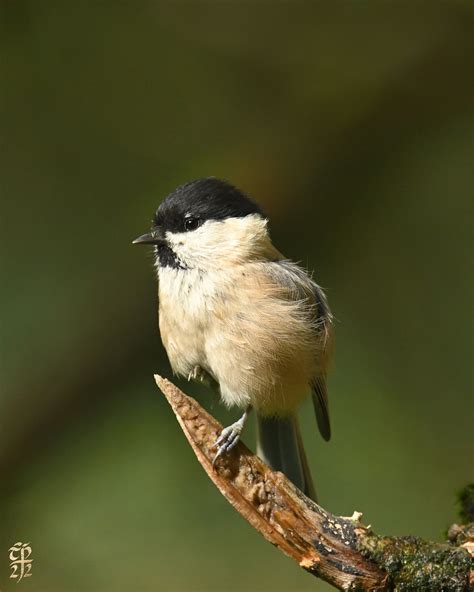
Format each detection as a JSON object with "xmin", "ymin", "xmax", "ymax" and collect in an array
[{"xmin": 1, "ymin": 1, "xmax": 473, "ymax": 591}]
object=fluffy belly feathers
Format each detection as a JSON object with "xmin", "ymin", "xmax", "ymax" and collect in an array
[{"xmin": 158, "ymin": 264, "xmax": 328, "ymax": 416}]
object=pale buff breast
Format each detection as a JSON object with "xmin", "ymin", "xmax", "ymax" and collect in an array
[
  {"xmin": 202, "ymin": 264, "xmax": 330, "ymax": 416},
  {"xmin": 158, "ymin": 260, "xmax": 331, "ymax": 417},
  {"xmin": 158, "ymin": 267, "xmax": 210, "ymax": 378}
]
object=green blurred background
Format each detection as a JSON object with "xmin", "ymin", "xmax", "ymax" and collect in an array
[{"xmin": 1, "ymin": 1, "xmax": 473, "ymax": 591}]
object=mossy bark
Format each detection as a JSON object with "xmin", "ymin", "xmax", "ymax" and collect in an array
[{"xmin": 358, "ymin": 532, "xmax": 472, "ymax": 591}]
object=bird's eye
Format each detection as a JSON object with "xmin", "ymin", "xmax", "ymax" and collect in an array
[{"xmin": 184, "ymin": 217, "xmax": 200, "ymax": 231}]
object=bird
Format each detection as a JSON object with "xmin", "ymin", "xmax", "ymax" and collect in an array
[{"xmin": 133, "ymin": 177, "xmax": 333, "ymax": 500}]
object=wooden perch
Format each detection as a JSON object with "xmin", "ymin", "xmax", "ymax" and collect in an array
[{"xmin": 154, "ymin": 375, "xmax": 473, "ymax": 591}]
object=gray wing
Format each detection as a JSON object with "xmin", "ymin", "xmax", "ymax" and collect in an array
[
  {"xmin": 312, "ymin": 376, "xmax": 331, "ymax": 441},
  {"xmin": 266, "ymin": 260, "xmax": 333, "ymax": 441},
  {"xmin": 311, "ymin": 282, "xmax": 332, "ymax": 441}
]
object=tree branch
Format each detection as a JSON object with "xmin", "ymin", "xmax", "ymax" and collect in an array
[{"xmin": 154, "ymin": 375, "xmax": 473, "ymax": 591}]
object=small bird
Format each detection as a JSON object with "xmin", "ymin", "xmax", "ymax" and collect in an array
[{"xmin": 133, "ymin": 178, "xmax": 333, "ymax": 500}]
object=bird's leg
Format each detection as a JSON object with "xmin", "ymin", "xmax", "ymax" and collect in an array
[{"xmin": 213, "ymin": 406, "xmax": 252, "ymax": 466}]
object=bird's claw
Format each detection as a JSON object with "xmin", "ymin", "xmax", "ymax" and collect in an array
[
  {"xmin": 188, "ymin": 366, "xmax": 201, "ymax": 382},
  {"xmin": 212, "ymin": 421, "xmax": 244, "ymax": 466},
  {"xmin": 188, "ymin": 365, "xmax": 213, "ymax": 386}
]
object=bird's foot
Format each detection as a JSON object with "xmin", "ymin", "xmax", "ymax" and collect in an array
[
  {"xmin": 212, "ymin": 409, "xmax": 250, "ymax": 466},
  {"xmin": 188, "ymin": 365, "xmax": 210, "ymax": 384}
]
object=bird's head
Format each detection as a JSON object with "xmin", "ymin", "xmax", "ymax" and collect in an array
[{"xmin": 133, "ymin": 178, "xmax": 276, "ymax": 271}]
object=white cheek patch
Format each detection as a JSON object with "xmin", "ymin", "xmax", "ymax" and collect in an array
[
  {"xmin": 165, "ymin": 215, "xmax": 271, "ymax": 270},
  {"xmin": 165, "ymin": 226, "xmax": 207, "ymax": 262}
]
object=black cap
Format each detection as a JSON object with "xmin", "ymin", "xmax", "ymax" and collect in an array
[{"xmin": 153, "ymin": 177, "xmax": 265, "ymax": 233}]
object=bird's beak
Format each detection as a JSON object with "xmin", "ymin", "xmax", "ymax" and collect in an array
[{"xmin": 132, "ymin": 228, "xmax": 165, "ymax": 245}]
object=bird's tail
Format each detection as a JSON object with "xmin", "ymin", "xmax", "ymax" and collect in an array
[{"xmin": 256, "ymin": 414, "xmax": 317, "ymax": 501}]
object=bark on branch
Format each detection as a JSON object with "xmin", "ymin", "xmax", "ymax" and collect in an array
[{"xmin": 154, "ymin": 375, "xmax": 473, "ymax": 591}]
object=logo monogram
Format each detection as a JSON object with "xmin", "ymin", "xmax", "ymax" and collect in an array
[{"xmin": 9, "ymin": 542, "xmax": 33, "ymax": 582}]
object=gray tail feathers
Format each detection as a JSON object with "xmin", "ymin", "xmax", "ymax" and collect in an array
[{"xmin": 256, "ymin": 414, "xmax": 317, "ymax": 502}]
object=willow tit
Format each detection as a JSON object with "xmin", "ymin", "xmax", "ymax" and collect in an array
[{"xmin": 133, "ymin": 178, "xmax": 333, "ymax": 500}]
